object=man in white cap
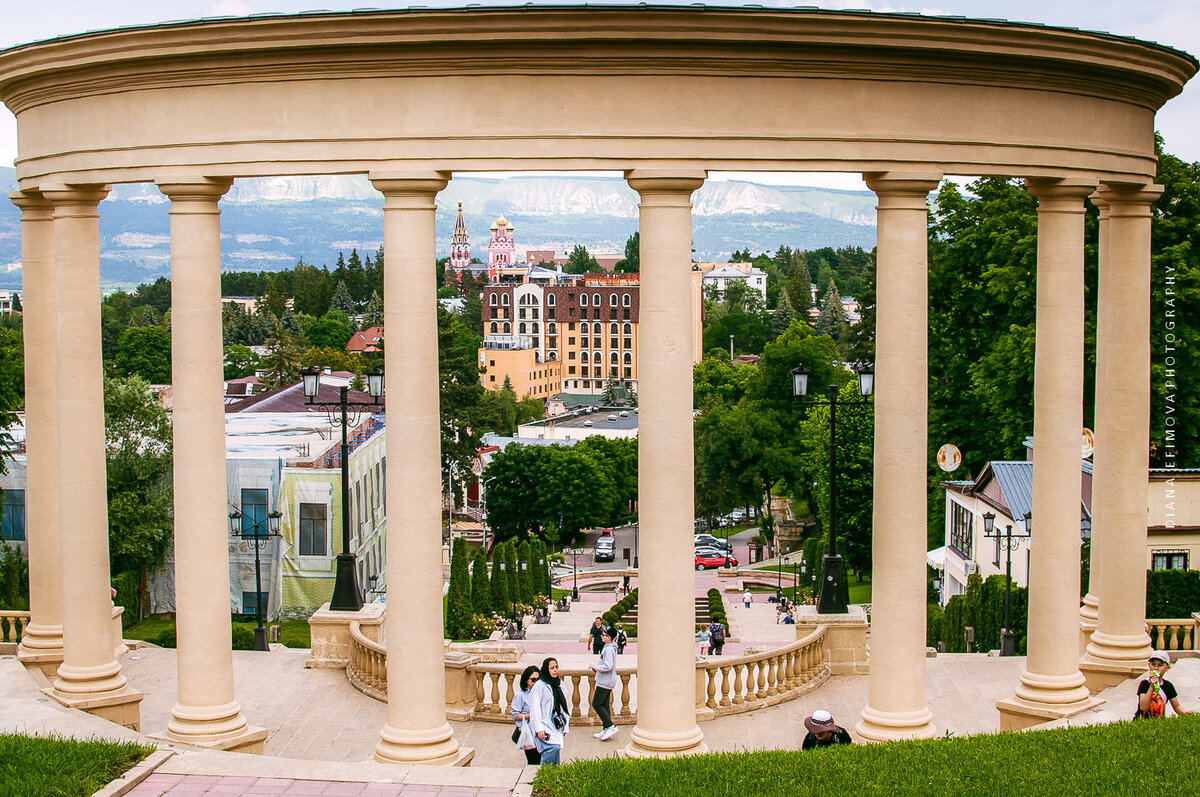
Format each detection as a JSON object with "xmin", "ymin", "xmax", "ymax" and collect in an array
[
  {"xmin": 801, "ymin": 709, "xmax": 853, "ymax": 749},
  {"xmin": 1135, "ymin": 650, "xmax": 1192, "ymax": 719}
]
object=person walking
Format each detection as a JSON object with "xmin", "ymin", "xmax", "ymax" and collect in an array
[
  {"xmin": 622, "ymin": 574, "xmax": 631, "ymax": 594},
  {"xmin": 743, "ymin": 589, "xmax": 752, "ymax": 609},
  {"xmin": 707, "ymin": 619, "xmax": 725, "ymax": 656},
  {"xmin": 801, "ymin": 710, "xmax": 853, "ymax": 749},
  {"xmin": 614, "ymin": 623, "xmax": 628, "ymax": 655},
  {"xmin": 588, "ymin": 617, "xmax": 606, "ymax": 654},
  {"xmin": 589, "ymin": 627, "xmax": 619, "ymax": 741},
  {"xmin": 528, "ymin": 657, "xmax": 570, "ymax": 766},
  {"xmin": 510, "ymin": 665, "xmax": 542, "ymax": 765},
  {"xmin": 1135, "ymin": 651, "xmax": 1192, "ymax": 719},
  {"xmin": 695, "ymin": 626, "xmax": 710, "ymax": 658}
]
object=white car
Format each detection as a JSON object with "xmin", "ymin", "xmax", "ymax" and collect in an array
[{"xmin": 694, "ymin": 534, "xmax": 732, "ymax": 552}]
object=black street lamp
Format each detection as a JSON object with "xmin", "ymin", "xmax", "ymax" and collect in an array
[
  {"xmin": 791, "ymin": 363, "xmax": 874, "ymax": 615},
  {"xmin": 983, "ymin": 509, "xmax": 1031, "ymax": 656},
  {"xmin": 228, "ymin": 507, "xmax": 282, "ymax": 651},
  {"xmin": 302, "ymin": 366, "xmax": 384, "ymax": 612},
  {"xmin": 563, "ymin": 547, "xmax": 583, "ymax": 600},
  {"xmin": 633, "ymin": 522, "xmax": 639, "ymax": 569}
]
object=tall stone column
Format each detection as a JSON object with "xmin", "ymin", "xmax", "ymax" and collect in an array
[
  {"xmin": 11, "ymin": 191, "xmax": 64, "ymax": 678},
  {"xmin": 370, "ymin": 172, "xmax": 470, "ymax": 766},
  {"xmin": 1077, "ymin": 193, "xmax": 1109, "ymax": 656},
  {"xmin": 623, "ymin": 169, "xmax": 708, "ymax": 759},
  {"xmin": 856, "ymin": 171, "xmax": 940, "ymax": 743},
  {"xmin": 1079, "ymin": 182, "xmax": 1162, "ymax": 692},
  {"xmin": 41, "ymin": 183, "xmax": 142, "ymax": 729},
  {"xmin": 997, "ymin": 178, "xmax": 1101, "ymax": 731},
  {"xmin": 150, "ymin": 178, "xmax": 267, "ymax": 752}
]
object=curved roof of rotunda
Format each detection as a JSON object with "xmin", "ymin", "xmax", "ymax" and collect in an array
[{"xmin": 0, "ymin": 6, "xmax": 1194, "ymax": 189}]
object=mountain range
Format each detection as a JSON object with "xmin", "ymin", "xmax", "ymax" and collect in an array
[{"xmin": 0, "ymin": 170, "xmax": 878, "ymax": 290}]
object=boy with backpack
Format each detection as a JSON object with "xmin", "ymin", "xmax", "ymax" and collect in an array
[
  {"xmin": 707, "ymin": 619, "xmax": 726, "ymax": 656},
  {"xmin": 1135, "ymin": 651, "xmax": 1192, "ymax": 719}
]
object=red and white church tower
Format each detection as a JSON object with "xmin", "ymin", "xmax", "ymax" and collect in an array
[
  {"xmin": 447, "ymin": 200, "xmax": 471, "ymax": 283},
  {"xmin": 487, "ymin": 214, "xmax": 515, "ymax": 281}
]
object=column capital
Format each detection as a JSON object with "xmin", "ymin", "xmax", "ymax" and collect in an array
[
  {"xmin": 1024, "ymin": 177, "xmax": 1096, "ymax": 208},
  {"xmin": 156, "ymin": 177, "xmax": 234, "ymax": 203},
  {"xmin": 624, "ymin": 169, "xmax": 707, "ymax": 197},
  {"xmin": 1097, "ymin": 181, "xmax": 1163, "ymax": 216},
  {"xmin": 369, "ymin": 170, "xmax": 451, "ymax": 197},
  {"xmin": 41, "ymin": 183, "xmax": 110, "ymax": 213},
  {"xmin": 863, "ymin": 171, "xmax": 942, "ymax": 209},
  {"xmin": 9, "ymin": 189, "xmax": 52, "ymax": 217}
]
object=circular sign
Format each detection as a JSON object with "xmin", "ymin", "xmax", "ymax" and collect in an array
[
  {"xmin": 937, "ymin": 443, "xmax": 962, "ymax": 473},
  {"xmin": 1082, "ymin": 427, "xmax": 1095, "ymax": 458}
]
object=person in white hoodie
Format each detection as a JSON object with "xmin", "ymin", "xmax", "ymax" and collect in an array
[
  {"xmin": 589, "ymin": 626, "xmax": 619, "ymax": 741},
  {"xmin": 528, "ymin": 657, "xmax": 570, "ymax": 765}
]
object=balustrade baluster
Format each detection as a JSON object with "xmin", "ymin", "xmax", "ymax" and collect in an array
[
  {"xmin": 706, "ymin": 668, "xmax": 717, "ymax": 709},
  {"xmin": 757, "ymin": 660, "xmax": 768, "ymax": 699},
  {"xmin": 619, "ymin": 673, "xmax": 632, "ymax": 717},
  {"xmin": 1185, "ymin": 625, "xmax": 1194, "ymax": 651},
  {"xmin": 570, "ymin": 674, "xmax": 583, "ymax": 718},
  {"xmin": 732, "ymin": 663, "xmax": 744, "ymax": 704},
  {"xmin": 1155, "ymin": 625, "xmax": 1166, "ymax": 648},
  {"xmin": 489, "ymin": 672, "xmax": 502, "ymax": 714},
  {"xmin": 586, "ymin": 673, "xmax": 597, "ymax": 719},
  {"xmin": 474, "ymin": 672, "xmax": 485, "ymax": 714},
  {"xmin": 719, "ymin": 665, "xmax": 732, "ymax": 707},
  {"xmin": 766, "ymin": 657, "xmax": 778, "ymax": 697},
  {"xmin": 504, "ymin": 673, "xmax": 515, "ymax": 715}
]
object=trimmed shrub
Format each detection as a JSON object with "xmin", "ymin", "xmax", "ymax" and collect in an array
[
  {"xmin": 446, "ymin": 537, "xmax": 473, "ymax": 639},
  {"xmin": 490, "ymin": 545, "xmax": 510, "ymax": 612},
  {"xmin": 517, "ymin": 539, "xmax": 534, "ymax": 603},
  {"xmin": 154, "ymin": 628, "xmax": 176, "ymax": 648},
  {"xmin": 231, "ymin": 625, "xmax": 254, "ymax": 650},
  {"xmin": 471, "ymin": 546, "xmax": 491, "ymax": 615},
  {"xmin": 1146, "ymin": 569, "xmax": 1200, "ymax": 617}
]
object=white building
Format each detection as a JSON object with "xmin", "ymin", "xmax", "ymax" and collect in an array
[{"xmin": 699, "ymin": 262, "xmax": 767, "ymax": 302}]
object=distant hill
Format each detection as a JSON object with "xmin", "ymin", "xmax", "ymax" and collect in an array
[{"xmin": 0, "ymin": 170, "xmax": 877, "ymax": 290}]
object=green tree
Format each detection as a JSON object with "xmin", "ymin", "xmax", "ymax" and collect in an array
[
  {"xmin": 258, "ymin": 320, "xmax": 307, "ymax": 389},
  {"xmin": 330, "ymin": 279, "xmax": 355, "ymax": 317},
  {"xmin": 517, "ymin": 539, "xmax": 534, "ymax": 603},
  {"xmin": 438, "ymin": 307, "xmax": 488, "ymax": 504},
  {"xmin": 471, "ymin": 546, "xmax": 491, "ymax": 615},
  {"xmin": 223, "ymin": 344, "xmax": 259, "ymax": 380},
  {"xmin": 362, "ymin": 290, "xmax": 384, "ymax": 329},
  {"xmin": 490, "ymin": 545, "xmax": 510, "ymax": 615},
  {"xmin": 616, "ymin": 232, "xmax": 640, "ymax": 273},
  {"xmin": 504, "ymin": 542, "xmax": 520, "ymax": 612},
  {"xmin": 565, "ymin": 244, "xmax": 599, "ymax": 274},
  {"xmin": 306, "ymin": 314, "xmax": 353, "ymax": 350},
  {"xmin": 0, "ymin": 542, "xmax": 29, "ymax": 609},
  {"xmin": 785, "ymin": 251, "xmax": 813, "ymax": 312},
  {"xmin": 104, "ymin": 376, "xmax": 173, "ymax": 620},
  {"xmin": 446, "ymin": 537, "xmax": 472, "ymax": 639},
  {"xmin": 770, "ymin": 290, "xmax": 795, "ymax": 341},
  {"xmin": 114, "ymin": 325, "xmax": 172, "ymax": 384},
  {"xmin": 814, "ymin": 283, "xmax": 848, "ymax": 344}
]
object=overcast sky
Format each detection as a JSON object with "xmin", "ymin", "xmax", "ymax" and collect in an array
[{"xmin": 2, "ymin": 1, "xmax": 1197, "ymax": 191}]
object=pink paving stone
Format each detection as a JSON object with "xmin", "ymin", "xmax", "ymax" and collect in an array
[
  {"xmin": 394, "ymin": 787, "xmax": 441, "ymax": 794},
  {"xmin": 209, "ymin": 784, "xmax": 259, "ymax": 794},
  {"xmin": 362, "ymin": 784, "xmax": 406, "ymax": 794},
  {"xmin": 438, "ymin": 790, "xmax": 480, "ymax": 797},
  {"xmin": 215, "ymin": 777, "xmax": 260, "ymax": 786},
  {"xmin": 322, "ymin": 784, "xmax": 369, "ymax": 796},
  {"xmin": 283, "ymin": 782, "xmax": 333, "ymax": 796},
  {"xmin": 180, "ymin": 776, "xmax": 223, "ymax": 785},
  {"xmin": 125, "ymin": 786, "xmax": 171, "ymax": 796},
  {"xmin": 143, "ymin": 774, "xmax": 187, "ymax": 786}
]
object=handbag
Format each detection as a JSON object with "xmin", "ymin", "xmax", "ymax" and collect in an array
[
  {"xmin": 517, "ymin": 721, "xmax": 538, "ymax": 750},
  {"xmin": 511, "ymin": 727, "xmax": 521, "ymax": 744}
]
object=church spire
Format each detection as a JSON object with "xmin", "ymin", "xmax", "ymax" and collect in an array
[{"xmin": 448, "ymin": 199, "xmax": 471, "ymax": 281}]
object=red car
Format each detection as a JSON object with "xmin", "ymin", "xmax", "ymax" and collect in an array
[
  {"xmin": 599, "ymin": 528, "xmax": 614, "ymax": 537},
  {"xmin": 695, "ymin": 552, "xmax": 738, "ymax": 570}
]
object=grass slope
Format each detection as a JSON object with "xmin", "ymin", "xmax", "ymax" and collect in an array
[
  {"xmin": 0, "ymin": 734, "xmax": 153, "ymax": 797},
  {"xmin": 532, "ymin": 715, "xmax": 1200, "ymax": 796}
]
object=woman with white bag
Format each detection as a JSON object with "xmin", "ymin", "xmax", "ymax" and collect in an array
[
  {"xmin": 510, "ymin": 665, "xmax": 542, "ymax": 765},
  {"xmin": 528, "ymin": 657, "xmax": 570, "ymax": 765}
]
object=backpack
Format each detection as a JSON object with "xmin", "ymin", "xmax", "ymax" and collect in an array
[
  {"xmin": 711, "ymin": 624, "xmax": 725, "ymax": 644},
  {"xmin": 616, "ymin": 629, "xmax": 627, "ymax": 646}
]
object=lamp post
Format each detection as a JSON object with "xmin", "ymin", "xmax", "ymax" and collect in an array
[
  {"xmin": 982, "ymin": 510, "xmax": 1030, "ymax": 656},
  {"xmin": 228, "ymin": 507, "xmax": 282, "ymax": 651},
  {"xmin": 633, "ymin": 521, "xmax": 639, "ymax": 569},
  {"xmin": 480, "ymin": 476, "xmax": 497, "ymax": 553},
  {"xmin": 563, "ymin": 547, "xmax": 582, "ymax": 600},
  {"xmin": 790, "ymin": 363, "xmax": 874, "ymax": 614},
  {"xmin": 302, "ymin": 366, "xmax": 384, "ymax": 612}
]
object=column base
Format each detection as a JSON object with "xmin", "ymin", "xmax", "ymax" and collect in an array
[
  {"xmin": 1079, "ymin": 629, "xmax": 1152, "ymax": 694},
  {"xmin": 620, "ymin": 725, "xmax": 708, "ymax": 758},
  {"xmin": 855, "ymin": 705, "xmax": 936, "ymax": 743},
  {"xmin": 1078, "ymin": 594, "xmax": 1099, "ymax": 657},
  {"xmin": 1078, "ymin": 659, "xmax": 1146, "ymax": 695},
  {"xmin": 375, "ymin": 721, "xmax": 471, "ymax": 766},
  {"xmin": 18, "ymin": 648, "xmax": 64, "ymax": 680},
  {"xmin": 42, "ymin": 685, "xmax": 143, "ymax": 731},
  {"xmin": 996, "ymin": 694, "xmax": 1103, "ymax": 731},
  {"xmin": 149, "ymin": 724, "xmax": 268, "ymax": 754}
]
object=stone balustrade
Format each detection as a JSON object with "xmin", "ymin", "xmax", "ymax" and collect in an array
[
  {"xmin": 468, "ymin": 665, "xmax": 636, "ymax": 725},
  {"xmin": 696, "ymin": 626, "xmax": 828, "ymax": 718},
  {"xmin": 1146, "ymin": 614, "xmax": 1200, "ymax": 653},
  {"xmin": 0, "ymin": 610, "xmax": 30, "ymax": 650}
]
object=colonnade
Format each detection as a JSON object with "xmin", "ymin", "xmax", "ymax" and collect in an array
[{"xmin": 10, "ymin": 164, "xmax": 1161, "ymax": 755}]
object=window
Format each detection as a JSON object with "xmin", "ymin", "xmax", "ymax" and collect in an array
[
  {"xmin": 503, "ymin": 322, "xmax": 511, "ymax": 334},
  {"xmin": 568, "ymin": 366, "xmax": 576, "ymax": 374},
  {"xmin": 593, "ymin": 293, "xmax": 601, "ymax": 306},
  {"xmin": 610, "ymin": 309, "xmax": 617, "ymax": 320},
  {"xmin": 624, "ymin": 338, "xmax": 632, "ymax": 349},
  {"xmin": 242, "ymin": 591, "xmax": 268, "ymax": 615},
  {"xmin": 489, "ymin": 359, "xmax": 496, "ymax": 367},
  {"xmin": 609, "ymin": 293, "xmax": 617, "ymax": 307},
  {"xmin": 547, "ymin": 294, "xmax": 556, "ymax": 306},
  {"xmin": 518, "ymin": 309, "xmax": 526, "ymax": 320},
  {"xmin": 519, "ymin": 323, "xmax": 526, "ymax": 334},
  {"xmin": 623, "ymin": 293, "xmax": 631, "ymax": 307},
  {"xmin": 581, "ymin": 293, "xmax": 589, "ymax": 307},
  {"xmin": 1, "ymin": 489, "xmax": 25, "ymax": 541},
  {"xmin": 624, "ymin": 352, "xmax": 632, "ymax": 364},
  {"xmin": 300, "ymin": 503, "xmax": 328, "ymax": 556},
  {"xmin": 568, "ymin": 323, "xmax": 575, "ymax": 331},
  {"xmin": 610, "ymin": 323, "xmax": 618, "ymax": 334},
  {"xmin": 581, "ymin": 351, "xmax": 589, "ymax": 363},
  {"xmin": 624, "ymin": 367, "xmax": 632, "ymax": 379},
  {"xmin": 993, "ymin": 536, "xmax": 1001, "ymax": 568},
  {"xmin": 610, "ymin": 352, "xmax": 619, "ymax": 363},
  {"xmin": 355, "ymin": 482, "xmax": 363, "ymax": 527},
  {"xmin": 623, "ymin": 323, "xmax": 632, "ymax": 334},
  {"xmin": 489, "ymin": 375, "xmax": 495, "ymax": 382},
  {"xmin": 489, "ymin": 294, "xmax": 497, "ymax": 306},
  {"xmin": 490, "ymin": 322, "xmax": 498, "ymax": 333},
  {"xmin": 581, "ymin": 322, "xmax": 589, "ymax": 335},
  {"xmin": 548, "ymin": 309, "xmax": 556, "ymax": 320},
  {"xmin": 568, "ymin": 351, "xmax": 575, "ymax": 360},
  {"xmin": 532, "ymin": 323, "xmax": 539, "ymax": 333},
  {"xmin": 569, "ymin": 307, "xmax": 576, "ymax": 317},
  {"xmin": 611, "ymin": 338, "xmax": 618, "ymax": 349},
  {"xmin": 593, "ymin": 366, "xmax": 602, "ymax": 377},
  {"xmin": 501, "ymin": 294, "xmax": 510, "ymax": 306},
  {"xmin": 624, "ymin": 309, "xmax": 630, "ymax": 320},
  {"xmin": 949, "ymin": 502, "xmax": 973, "ymax": 560},
  {"xmin": 1152, "ymin": 551, "xmax": 1189, "ymax": 571},
  {"xmin": 240, "ymin": 488, "xmax": 268, "ymax": 538}
]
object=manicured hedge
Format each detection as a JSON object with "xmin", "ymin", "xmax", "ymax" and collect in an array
[
  {"xmin": 532, "ymin": 715, "xmax": 1200, "ymax": 797},
  {"xmin": 1146, "ymin": 569, "xmax": 1200, "ymax": 617}
]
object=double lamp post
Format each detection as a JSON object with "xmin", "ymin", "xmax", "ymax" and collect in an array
[
  {"xmin": 790, "ymin": 363, "xmax": 874, "ymax": 615},
  {"xmin": 228, "ymin": 507, "xmax": 282, "ymax": 652},
  {"xmin": 982, "ymin": 509, "xmax": 1031, "ymax": 657},
  {"xmin": 303, "ymin": 366, "xmax": 385, "ymax": 612}
]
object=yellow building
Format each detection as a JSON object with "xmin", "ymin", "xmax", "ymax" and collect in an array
[{"xmin": 478, "ymin": 344, "xmax": 562, "ymax": 399}]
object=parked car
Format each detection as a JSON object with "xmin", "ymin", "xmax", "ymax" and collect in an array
[
  {"xmin": 599, "ymin": 527, "xmax": 614, "ymax": 537},
  {"xmin": 695, "ymin": 552, "xmax": 738, "ymax": 570},
  {"xmin": 693, "ymin": 545, "xmax": 727, "ymax": 558},
  {"xmin": 729, "ymin": 509, "xmax": 747, "ymax": 523},
  {"xmin": 694, "ymin": 534, "xmax": 732, "ymax": 552},
  {"xmin": 595, "ymin": 537, "xmax": 615, "ymax": 562}
]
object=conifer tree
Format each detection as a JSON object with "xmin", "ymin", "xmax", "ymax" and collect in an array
[
  {"xmin": 815, "ymin": 283, "xmax": 847, "ymax": 341},
  {"xmin": 517, "ymin": 539, "xmax": 534, "ymax": 603},
  {"xmin": 771, "ymin": 289, "xmax": 795, "ymax": 340},
  {"xmin": 505, "ymin": 542, "xmax": 520, "ymax": 610},
  {"xmin": 363, "ymin": 290, "xmax": 383, "ymax": 328},
  {"xmin": 490, "ymin": 545, "xmax": 509, "ymax": 616},
  {"xmin": 446, "ymin": 537, "xmax": 472, "ymax": 639},
  {"xmin": 330, "ymin": 279, "xmax": 355, "ymax": 316},
  {"xmin": 471, "ymin": 546, "xmax": 491, "ymax": 615}
]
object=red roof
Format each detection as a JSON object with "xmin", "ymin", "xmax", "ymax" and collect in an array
[{"xmin": 346, "ymin": 326, "xmax": 384, "ymax": 352}]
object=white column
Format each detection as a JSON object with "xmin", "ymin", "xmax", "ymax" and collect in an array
[
  {"xmin": 623, "ymin": 169, "xmax": 708, "ymax": 758},
  {"xmin": 11, "ymin": 190, "xmax": 64, "ymax": 677},
  {"xmin": 42, "ymin": 183, "xmax": 142, "ymax": 729},
  {"xmin": 856, "ymin": 171, "xmax": 941, "ymax": 742},
  {"xmin": 1080, "ymin": 182, "xmax": 1162, "ymax": 682},
  {"xmin": 998, "ymin": 177, "xmax": 1099, "ymax": 729},
  {"xmin": 152, "ymin": 178, "xmax": 266, "ymax": 753},
  {"xmin": 370, "ymin": 171, "xmax": 469, "ymax": 766}
]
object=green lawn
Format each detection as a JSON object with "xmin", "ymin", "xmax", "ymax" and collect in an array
[
  {"xmin": 123, "ymin": 615, "xmax": 312, "ymax": 649},
  {"xmin": 533, "ymin": 715, "xmax": 1200, "ymax": 796},
  {"xmin": 0, "ymin": 733, "xmax": 154, "ymax": 797}
]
